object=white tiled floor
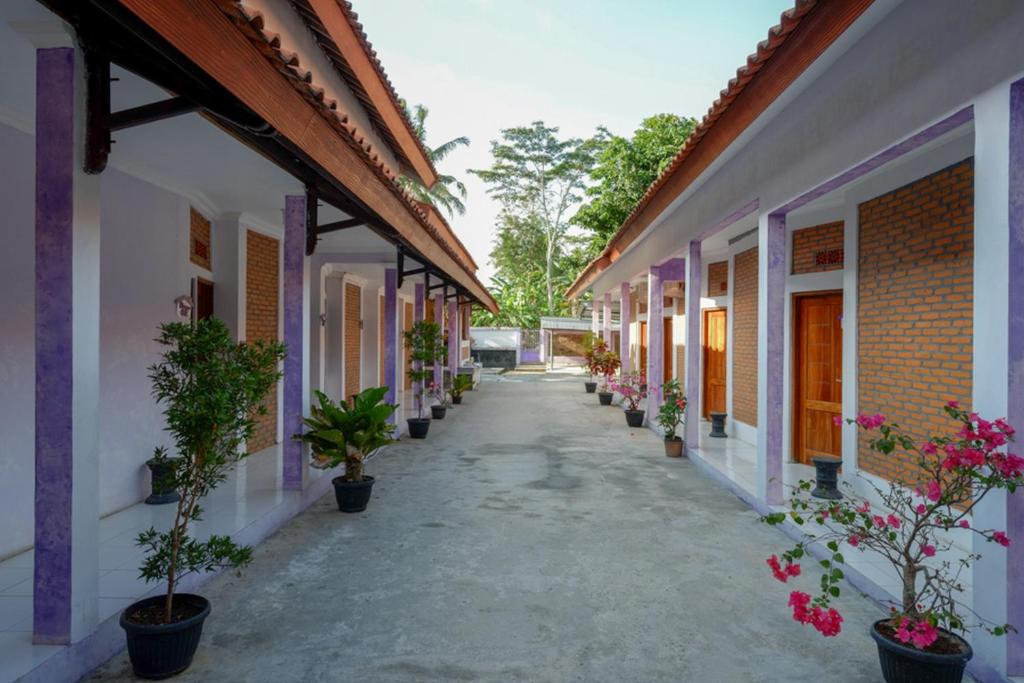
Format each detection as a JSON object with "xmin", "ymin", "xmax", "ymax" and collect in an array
[{"xmin": 0, "ymin": 444, "xmax": 333, "ymax": 683}]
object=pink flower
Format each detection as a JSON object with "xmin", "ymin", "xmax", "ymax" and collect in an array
[
  {"xmin": 993, "ymin": 531, "xmax": 1011, "ymax": 547},
  {"xmin": 812, "ymin": 607, "xmax": 844, "ymax": 637},
  {"xmin": 915, "ymin": 504, "xmax": 927, "ymax": 515},
  {"xmin": 921, "ymin": 544, "xmax": 936, "ymax": 557},
  {"xmin": 910, "ymin": 621, "xmax": 939, "ymax": 649},
  {"xmin": 785, "ymin": 563, "xmax": 801, "ymax": 578},
  {"xmin": 947, "ymin": 400, "xmax": 960, "ymax": 409},
  {"xmin": 847, "ymin": 534, "xmax": 860, "ymax": 548},
  {"xmin": 872, "ymin": 515, "xmax": 887, "ymax": 529},
  {"xmin": 887, "ymin": 514, "xmax": 902, "ymax": 529},
  {"xmin": 921, "ymin": 442, "xmax": 938, "ymax": 455},
  {"xmin": 857, "ymin": 501, "xmax": 871, "ymax": 514},
  {"xmin": 855, "ymin": 413, "xmax": 886, "ymax": 430},
  {"xmin": 958, "ymin": 520, "xmax": 970, "ymax": 529},
  {"xmin": 895, "ymin": 618, "xmax": 913, "ymax": 644},
  {"xmin": 767, "ymin": 555, "xmax": 800, "ymax": 582},
  {"xmin": 832, "ymin": 415, "xmax": 844, "ymax": 427},
  {"xmin": 925, "ymin": 480, "xmax": 942, "ymax": 502},
  {"xmin": 789, "ymin": 591, "xmax": 812, "ymax": 623}
]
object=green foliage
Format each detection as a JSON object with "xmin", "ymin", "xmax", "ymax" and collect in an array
[
  {"xmin": 574, "ymin": 114, "xmax": 697, "ymax": 256},
  {"xmin": 396, "ymin": 102, "xmax": 470, "ymax": 218},
  {"xmin": 140, "ymin": 318, "xmax": 285, "ymax": 623},
  {"xmin": 403, "ymin": 320, "xmax": 447, "ymax": 417},
  {"xmin": 470, "ymin": 121, "xmax": 603, "ymax": 313},
  {"xmin": 294, "ymin": 388, "xmax": 397, "ymax": 482},
  {"xmin": 655, "ymin": 379, "xmax": 688, "ymax": 440},
  {"xmin": 450, "ymin": 374, "xmax": 473, "ymax": 399}
]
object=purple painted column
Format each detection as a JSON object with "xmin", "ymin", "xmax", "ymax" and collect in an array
[
  {"xmin": 384, "ymin": 269, "xmax": 398, "ymax": 426},
  {"xmin": 434, "ymin": 293, "xmax": 444, "ymax": 392},
  {"xmin": 602, "ymin": 292, "xmax": 612, "ymax": 347},
  {"xmin": 282, "ymin": 195, "xmax": 306, "ymax": 490},
  {"xmin": 34, "ymin": 45, "xmax": 94, "ymax": 645},
  {"xmin": 414, "ymin": 282, "xmax": 425, "ymax": 411},
  {"xmin": 761, "ymin": 213, "xmax": 786, "ymax": 505},
  {"xmin": 448, "ymin": 299, "xmax": 458, "ymax": 380},
  {"xmin": 646, "ymin": 266, "xmax": 663, "ymax": 417},
  {"xmin": 620, "ymin": 282, "xmax": 631, "ymax": 373},
  {"xmin": 685, "ymin": 241, "xmax": 702, "ymax": 451},
  {"xmin": 1007, "ymin": 78, "xmax": 1024, "ymax": 675}
]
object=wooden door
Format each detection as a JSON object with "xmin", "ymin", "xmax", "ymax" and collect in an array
[
  {"xmin": 195, "ymin": 278, "xmax": 214, "ymax": 321},
  {"xmin": 403, "ymin": 301, "xmax": 414, "ymax": 390},
  {"xmin": 343, "ymin": 282, "xmax": 361, "ymax": 402},
  {"xmin": 702, "ymin": 309, "xmax": 727, "ymax": 418},
  {"xmin": 662, "ymin": 316, "xmax": 673, "ymax": 384},
  {"xmin": 794, "ymin": 293, "xmax": 843, "ymax": 464},
  {"xmin": 638, "ymin": 321, "xmax": 647, "ymax": 375}
]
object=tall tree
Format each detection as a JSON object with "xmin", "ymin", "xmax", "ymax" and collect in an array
[
  {"xmin": 573, "ymin": 113, "xmax": 697, "ymax": 256},
  {"xmin": 397, "ymin": 102, "xmax": 471, "ymax": 217},
  {"xmin": 470, "ymin": 122, "xmax": 603, "ymax": 310}
]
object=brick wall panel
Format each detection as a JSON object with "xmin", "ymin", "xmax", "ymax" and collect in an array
[
  {"xmin": 344, "ymin": 282, "xmax": 361, "ymax": 401},
  {"xmin": 733, "ymin": 247, "xmax": 759, "ymax": 426},
  {"xmin": 707, "ymin": 260, "xmax": 729, "ymax": 295},
  {"xmin": 857, "ymin": 159, "xmax": 973, "ymax": 482},
  {"xmin": 189, "ymin": 207, "xmax": 212, "ymax": 271},
  {"xmin": 245, "ymin": 230, "xmax": 280, "ymax": 453},
  {"xmin": 792, "ymin": 221, "xmax": 844, "ymax": 274}
]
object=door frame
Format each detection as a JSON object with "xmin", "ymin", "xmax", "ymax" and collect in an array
[
  {"xmin": 791, "ymin": 289, "xmax": 843, "ymax": 464},
  {"xmin": 701, "ymin": 307, "xmax": 728, "ymax": 419}
]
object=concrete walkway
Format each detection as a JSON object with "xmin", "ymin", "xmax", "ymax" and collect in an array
[{"xmin": 91, "ymin": 373, "xmax": 889, "ymax": 682}]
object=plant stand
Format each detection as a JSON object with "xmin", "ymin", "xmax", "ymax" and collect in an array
[
  {"xmin": 709, "ymin": 412, "xmax": 728, "ymax": 438},
  {"xmin": 811, "ymin": 455, "xmax": 843, "ymax": 500}
]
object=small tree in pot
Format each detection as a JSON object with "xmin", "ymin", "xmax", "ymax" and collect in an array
[
  {"xmin": 761, "ymin": 403, "xmax": 1022, "ymax": 683},
  {"xmin": 595, "ymin": 348, "xmax": 621, "ymax": 406},
  {"xmin": 403, "ymin": 320, "xmax": 446, "ymax": 439},
  {"xmin": 295, "ymin": 387, "xmax": 397, "ymax": 512},
  {"xmin": 609, "ymin": 373, "xmax": 649, "ymax": 428},
  {"xmin": 428, "ymin": 379, "xmax": 449, "ymax": 419},
  {"xmin": 122, "ymin": 318, "xmax": 284, "ymax": 679},
  {"xmin": 656, "ymin": 379, "xmax": 687, "ymax": 457},
  {"xmin": 581, "ymin": 333, "xmax": 601, "ymax": 393}
]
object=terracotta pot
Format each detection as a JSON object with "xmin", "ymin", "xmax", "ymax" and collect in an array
[{"xmin": 664, "ymin": 437, "xmax": 684, "ymax": 457}]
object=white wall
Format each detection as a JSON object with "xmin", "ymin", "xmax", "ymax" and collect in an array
[
  {"xmin": 0, "ymin": 121, "xmax": 36, "ymax": 558},
  {"xmin": 469, "ymin": 327, "xmax": 519, "ymax": 350}
]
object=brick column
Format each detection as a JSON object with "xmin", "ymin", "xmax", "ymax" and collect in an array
[
  {"xmin": 619, "ymin": 282, "xmax": 631, "ymax": 373},
  {"xmin": 646, "ymin": 266, "xmax": 663, "ymax": 418},
  {"xmin": 384, "ymin": 269, "xmax": 398, "ymax": 427},
  {"xmin": 757, "ymin": 212, "xmax": 786, "ymax": 505},
  {"xmin": 685, "ymin": 241, "xmax": 702, "ymax": 451},
  {"xmin": 282, "ymin": 195, "xmax": 306, "ymax": 490},
  {"xmin": 33, "ymin": 43, "xmax": 101, "ymax": 645}
]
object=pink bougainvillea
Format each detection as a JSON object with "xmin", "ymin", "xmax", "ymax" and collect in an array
[{"xmin": 762, "ymin": 403, "xmax": 1021, "ymax": 650}]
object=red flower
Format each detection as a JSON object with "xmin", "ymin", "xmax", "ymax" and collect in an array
[
  {"xmin": 832, "ymin": 415, "xmax": 843, "ymax": 427},
  {"xmin": 925, "ymin": 480, "xmax": 942, "ymax": 502},
  {"xmin": 767, "ymin": 555, "xmax": 800, "ymax": 582},
  {"xmin": 886, "ymin": 514, "xmax": 902, "ymax": 529},
  {"xmin": 789, "ymin": 591, "xmax": 812, "ymax": 623},
  {"xmin": 847, "ymin": 534, "xmax": 860, "ymax": 548},
  {"xmin": 921, "ymin": 544, "xmax": 936, "ymax": 558},
  {"xmin": 993, "ymin": 531, "xmax": 1011, "ymax": 547}
]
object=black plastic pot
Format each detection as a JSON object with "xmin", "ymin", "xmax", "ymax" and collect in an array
[
  {"xmin": 332, "ymin": 475, "xmax": 375, "ymax": 513},
  {"xmin": 407, "ymin": 417, "xmax": 431, "ymax": 439},
  {"xmin": 584, "ymin": 381, "xmax": 597, "ymax": 393},
  {"xmin": 145, "ymin": 458, "xmax": 180, "ymax": 505},
  {"xmin": 431, "ymin": 405, "xmax": 447, "ymax": 420},
  {"xmin": 598, "ymin": 392, "xmax": 613, "ymax": 406},
  {"xmin": 452, "ymin": 395, "xmax": 463, "ymax": 405},
  {"xmin": 624, "ymin": 409, "xmax": 645, "ymax": 428},
  {"xmin": 870, "ymin": 619, "xmax": 972, "ymax": 683},
  {"xmin": 120, "ymin": 593, "xmax": 210, "ymax": 679}
]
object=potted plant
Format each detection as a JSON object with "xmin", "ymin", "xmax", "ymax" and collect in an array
[
  {"xmin": 656, "ymin": 379, "xmax": 687, "ymax": 457},
  {"xmin": 761, "ymin": 402, "xmax": 1022, "ymax": 683},
  {"xmin": 581, "ymin": 333, "xmax": 602, "ymax": 393},
  {"xmin": 123, "ymin": 318, "xmax": 284, "ymax": 679},
  {"xmin": 450, "ymin": 374, "xmax": 473, "ymax": 405},
  {"xmin": 403, "ymin": 320, "xmax": 446, "ymax": 439},
  {"xmin": 609, "ymin": 373, "xmax": 649, "ymax": 427},
  {"xmin": 428, "ymin": 379, "xmax": 449, "ymax": 419},
  {"xmin": 595, "ymin": 349, "xmax": 621, "ymax": 406},
  {"xmin": 294, "ymin": 387, "xmax": 397, "ymax": 512},
  {"xmin": 144, "ymin": 446, "xmax": 181, "ymax": 505}
]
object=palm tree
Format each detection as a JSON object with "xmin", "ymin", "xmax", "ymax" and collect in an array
[{"xmin": 399, "ymin": 102, "xmax": 470, "ymax": 217}]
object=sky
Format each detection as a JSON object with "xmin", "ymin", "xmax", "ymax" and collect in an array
[{"xmin": 355, "ymin": 0, "xmax": 795, "ymax": 284}]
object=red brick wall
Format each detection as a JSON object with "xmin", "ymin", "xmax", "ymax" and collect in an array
[
  {"xmin": 245, "ymin": 230, "xmax": 279, "ymax": 453},
  {"xmin": 732, "ymin": 247, "xmax": 759, "ymax": 426},
  {"xmin": 857, "ymin": 159, "xmax": 974, "ymax": 482},
  {"xmin": 792, "ymin": 221, "xmax": 844, "ymax": 274},
  {"xmin": 707, "ymin": 260, "xmax": 729, "ymax": 295},
  {"xmin": 189, "ymin": 207, "xmax": 212, "ymax": 271},
  {"xmin": 553, "ymin": 332, "xmax": 587, "ymax": 356},
  {"xmin": 344, "ymin": 282, "xmax": 361, "ymax": 401}
]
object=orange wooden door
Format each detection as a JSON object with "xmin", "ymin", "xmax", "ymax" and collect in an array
[
  {"xmin": 663, "ymin": 316, "xmax": 673, "ymax": 384},
  {"xmin": 794, "ymin": 293, "xmax": 843, "ymax": 464},
  {"xmin": 702, "ymin": 309, "xmax": 727, "ymax": 418},
  {"xmin": 638, "ymin": 321, "xmax": 648, "ymax": 375},
  {"xmin": 403, "ymin": 301, "xmax": 413, "ymax": 390},
  {"xmin": 344, "ymin": 282, "xmax": 361, "ymax": 402}
]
